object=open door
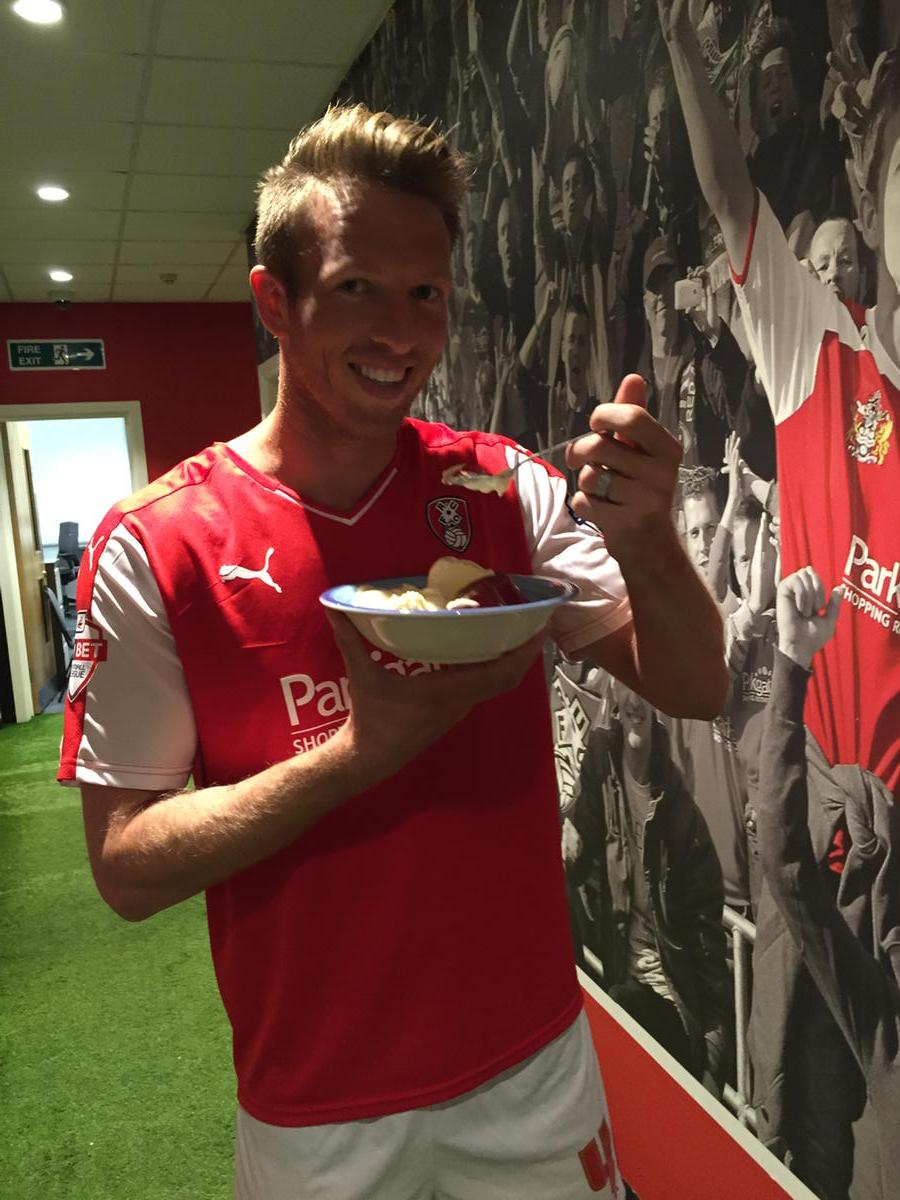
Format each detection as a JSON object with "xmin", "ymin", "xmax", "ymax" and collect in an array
[{"xmin": 1, "ymin": 423, "xmax": 56, "ymax": 713}]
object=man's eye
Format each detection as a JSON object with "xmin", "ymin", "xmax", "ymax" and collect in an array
[
  {"xmin": 412, "ymin": 284, "xmax": 441, "ymax": 301},
  {"xmin": 339, "ymin": 279, "xmax": 366, "ymax": 294}
]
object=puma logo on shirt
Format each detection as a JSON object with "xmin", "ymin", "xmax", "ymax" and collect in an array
[{"xmin": 219, "ymin": 547, "xmax": 282, "ymax": 593}]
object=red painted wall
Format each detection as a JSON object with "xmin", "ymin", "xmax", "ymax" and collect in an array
[
  {"xmin": 0, "ymin": 303, "xmax": 261, "ymax": 482},
  {"xmin": 583, "ymin": 991, "xmax": 794, "ymax": 1199}
]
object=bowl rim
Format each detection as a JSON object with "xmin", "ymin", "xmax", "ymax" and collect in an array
[{"xmin": 319, "ymin": 574, "xmax": 579, "ymax": 617}]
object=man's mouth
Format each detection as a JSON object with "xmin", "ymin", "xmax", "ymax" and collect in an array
[{"xmin": 350, "ymin": 362, "xmax": 408, "ymax": 384}]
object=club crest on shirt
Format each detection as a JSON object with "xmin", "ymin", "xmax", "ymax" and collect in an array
[
  {"xmin": 68, "ymin": 610, "xmax": 108, "ymax": 701},
  {"xmin": 426, "ymin": 496, "xmax": 472, "ymax": 552},
  {"xmin": 847, "ymin": 390, "xmax": 892, "ymax": 465}
]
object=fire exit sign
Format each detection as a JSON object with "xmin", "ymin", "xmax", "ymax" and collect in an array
[{"xmin": 7, "ymin": 339, "xmax": 106, "ymax": 370}]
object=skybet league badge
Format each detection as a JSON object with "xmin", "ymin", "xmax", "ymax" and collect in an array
[
  {"xmin": 68, "ymin": 611, "xmax": 108, "ymax": 701},
  {"xmin": 426, "ymin": 496, "xmax": 472, "ymax": 552}
]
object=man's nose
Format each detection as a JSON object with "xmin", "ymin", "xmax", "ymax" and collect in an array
[{"xmin": 368, "ymin": 302, "xmax": 416, "ymax": 354}]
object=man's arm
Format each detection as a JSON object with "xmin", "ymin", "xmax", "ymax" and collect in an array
[
  {"xmin": 567, "ymin": 375, "xmax": 728, "ymax": 719},
  {"xmin": 81, "ymin": 615, "xmax": 543, "ymax": 923},
  {"xmin": 658, "ymin": 0, "xmax": 755, "ymax": 272},
  {"xmin": 759, "ymin": 570, "xmax": 896, "ymax": 1073}
]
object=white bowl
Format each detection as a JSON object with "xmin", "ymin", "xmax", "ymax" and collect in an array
[{"xmin": 320, "ymin": 574, "xmax": 579, "ymax": 664}]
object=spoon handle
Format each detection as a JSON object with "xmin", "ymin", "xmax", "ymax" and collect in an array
[{"xmin": 508, "ymin": 437, "xmax": 574, "ymax": 473}]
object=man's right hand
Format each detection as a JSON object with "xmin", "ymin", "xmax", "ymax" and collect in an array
[
  {"xmin": 328, "ymin": 613, "xmax": 545, "ymax": 786},
  {"xmin": 776, "ymin": 568, "xmax": 843, "ymax": 670}
]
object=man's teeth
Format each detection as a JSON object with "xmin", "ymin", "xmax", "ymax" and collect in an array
[{"xmin": 355, "ymin": 364, "xmax": 406, "ymax": 384}]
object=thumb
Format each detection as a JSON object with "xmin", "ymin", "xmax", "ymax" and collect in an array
[
  {"xmin": 613, "ymin": 372, "xmax": 647, "ymax": 408},
  {"xmin": 609, "ymin": 372, "xmax": 646, "ymax": 448},
  {"xmin": 821, "ymin": 585, "xmax": 844, "ymax": 640}
]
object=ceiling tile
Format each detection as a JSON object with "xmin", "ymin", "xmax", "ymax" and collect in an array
[
  {"xmin": 0, "ymin": 122, "xmax": 135, "ymax": 173},
  {"xmin": 113, "ymin": 283, "xmax": 210, "ymax": 301},
  {"xmin": 115, "ymin": 264, "xmax": 218, "ymax": 286},
  {"xmin": 213, "ymin": 264, "xmax": 252, "ymax": 285},
  {"xmin": 0, "ymin": 52, "xmax": 145, "ymax": 124},
  {"xmin": 145, "ymin": 59, "xmax": 338, "ymax": 129},
  {"xmin": 228, "ymin": 240, "xmax": 252, "ymax": 265},
  {"xmin": 117, "ymin": 240, "xmax": 240, "ymax": 265},
  {"xmin": 1, "ymin": 209, "xmax": 121, "ymax": 239},
  {"xmin": 134, "ymin": 124, "xmax": 296, "ymax": 177},
  {"xmin": 0, "ymin": 170, "xmax": 128, "ymax": 210},
  {"xmin": 1, "ymin": 1, "xmax": 154, "ymax": 55},
  {"xmin": 0, "ymin": 239, "xmax": 117, "ymax": 265},
  {"xmin": 156, "ymin": 0, "xmax": 391, "ymax": 64},
  {"xmin": 9, "ymin": 283, "xmax": 113, "ymax": 302},
  {"xmin": 128, "ymin": 173, "xmax": 257, "ymax": 213},
  {"xmin": 121, "ymin": 210, "xmax": 251, "ymax": 241},
  {"xmin": 4, "ymin": 263, "xmax": 114, "ymax": 285},
  {"xmin": 206, "ymin": 283, "xmax": 255, "ymax": 302}
]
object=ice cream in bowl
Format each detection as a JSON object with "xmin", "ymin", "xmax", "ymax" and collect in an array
[{"xmin": 319, "ymin": 557, "xmax": 578, "ymax": 664}]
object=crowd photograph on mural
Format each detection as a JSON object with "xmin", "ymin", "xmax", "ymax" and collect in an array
[{"xmin": 331, "ymin": 2, "xmax": 899, "ymax": 1197}]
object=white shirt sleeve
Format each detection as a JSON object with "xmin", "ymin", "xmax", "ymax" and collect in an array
[
  {"xmin": 732, "ymin": 191, "xmax": 860, "ymax": 425},
  {"xmin": 511, "ymin": 448, "xmax": 632, "ymax": 656},
  {"xmin": 68, "ymin": 524, "xmax": 197, "ymax": 790}
]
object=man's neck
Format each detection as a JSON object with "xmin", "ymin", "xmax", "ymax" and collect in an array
[{"xmin": 231, "ymin": 393, "xmax": 401, "ymax": 512}]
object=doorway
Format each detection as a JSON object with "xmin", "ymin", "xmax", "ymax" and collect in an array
[{"xmin": 0, "ymin": 401, "xmax": 148, "ymax": 724}]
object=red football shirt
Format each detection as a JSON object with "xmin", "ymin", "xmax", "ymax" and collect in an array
[
  {"xmin": 60, "ymin": 420, "xmax": 631, "ymax": 1124},
  {"xmin": 733, "ymin": 193, "xmax": 899, "ymax": 793}
]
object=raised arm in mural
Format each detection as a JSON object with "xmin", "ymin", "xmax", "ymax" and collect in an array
[{"xmin": 756, "ymin": 567, "xmax": 900, "ymax": 1195}]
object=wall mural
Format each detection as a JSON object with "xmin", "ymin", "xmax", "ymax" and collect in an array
[{"xmin": 325, "ymin": 3, "xmax": 897, "ymax": 1197}]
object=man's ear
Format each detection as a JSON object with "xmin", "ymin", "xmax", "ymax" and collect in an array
[
  {"xmin": 250, "ymin": 265, "xmax": 290, "ymax": 337},
  {"xmin": 858, "ymin": 188, "xmax": 879, "ymax": 252}
]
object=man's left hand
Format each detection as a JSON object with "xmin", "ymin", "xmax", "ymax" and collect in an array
[{"xmin": 566, "ymin": 373, "xmax": 683, "ymax": 569}]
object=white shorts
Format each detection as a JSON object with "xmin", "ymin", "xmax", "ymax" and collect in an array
[{"xmin": 234, "ymin": 1010, "xmax": 622, "ymax": 1199}]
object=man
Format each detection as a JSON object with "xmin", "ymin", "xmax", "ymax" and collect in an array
[
  {"xmin": 672, "ymin": 469, "xmax": 751, "ymax": 911},
  {"xmin": 564, "ymin": 680, "xmax": 733, "ymax": 1094},
  {"xmin": 752, "ymin": 568, "xmax": 900, "ymax": 1199},
  {"xmin": 806, "ymin": 213, "xmax": 864, "ymax": 304},
  {"xmin": 661, "ymin": 2, "xmax": 900, "ymax": 1184},
  {"xmin": 640, "ymin": 237, "xmax": 734, "ymax": 471},
  {"xmin": 659, "ymin": 0, "xmax": 899, "ymax": 795},
  {"xmin": 60, "ymin": 103, "xmax": 725, "ymax": 1199},
  {"xmin": 547, "ymin": 297, "xmax": 597, "ymax": 452}
]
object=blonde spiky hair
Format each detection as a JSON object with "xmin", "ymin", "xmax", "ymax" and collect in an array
[{"xmin": 254, "ymin": 103, "xmax": 469, "ymax": 299}]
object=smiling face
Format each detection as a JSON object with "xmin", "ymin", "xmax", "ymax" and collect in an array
[
  {"xmin": 257, "ymin": 181, "xmax": 451, "ymax": 440},
  {"xmin": 683, "ymin": 489, "xmax": 720, "ymax": 576},
  {"xmin": 809, "ymin": 218, "xmax": 861, "ymax": 301}
]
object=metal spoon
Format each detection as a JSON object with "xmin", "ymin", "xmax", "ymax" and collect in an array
[{"xmin": 441, "ymin": 438, "xmax": 575, "ymax": 494}]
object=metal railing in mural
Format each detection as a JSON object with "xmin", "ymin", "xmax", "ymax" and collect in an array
[{"xmin": 582, "ymin": 904, "xmax": 758, "ymax": 1134}]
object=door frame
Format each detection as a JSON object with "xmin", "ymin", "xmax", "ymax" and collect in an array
[{"xmin": 0, "ymin": 400, "xmax": 148, "ymax": 723}]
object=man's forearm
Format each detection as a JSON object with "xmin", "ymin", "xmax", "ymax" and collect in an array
[
  {"xmin": 663, "ymin": 22, "xmax": 755, "ymax": 262},
  {"xmin": 96, "ymin": 725, "xmax": 376, "ymax": 921},
  {"xmin": 622, "ymin": 536, "xmax": 728, "ymax": 718}
]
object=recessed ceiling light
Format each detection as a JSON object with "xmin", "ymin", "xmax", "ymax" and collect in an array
[
  {"xmin": 49, "ymin": 269, "xmax": 73, "ymax": 283},
  {"xmin": 12, "ymin": 0, "xmax": 65, "ymax": 24},
  {"xmin": 36, "ymin": 184, "xmax": 69, "ymax": 202}
]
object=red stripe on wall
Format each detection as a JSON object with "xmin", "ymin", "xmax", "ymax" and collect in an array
[{"xmin": 582, "ymin": 990, "xmax": 797, "ymax": 1199}]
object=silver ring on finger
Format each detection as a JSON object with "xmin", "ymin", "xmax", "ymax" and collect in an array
[{"xmin": 593, "ymin": 468, "xmax": 615, "ymax": 502}]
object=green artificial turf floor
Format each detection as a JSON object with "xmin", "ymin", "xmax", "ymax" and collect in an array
[{"xmin": 0, "ymin": 715, "xmax": 234, "ymax": 1199}]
